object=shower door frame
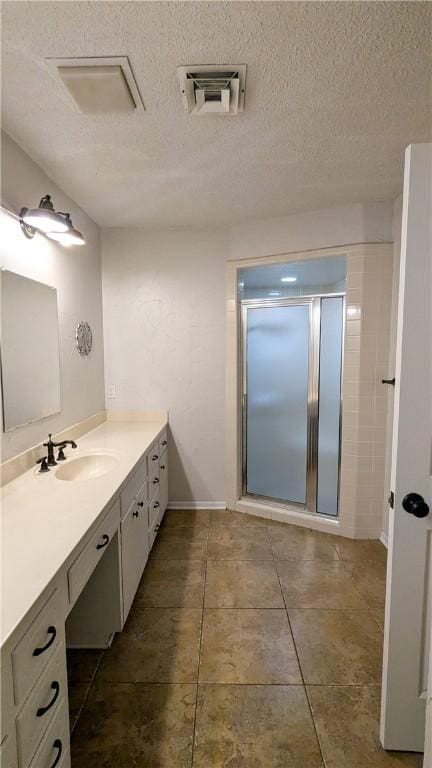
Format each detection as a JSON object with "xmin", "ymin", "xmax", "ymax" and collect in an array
[{"xmin": 240, "ymin": 293, "xmax": 345, "ymax": 517}]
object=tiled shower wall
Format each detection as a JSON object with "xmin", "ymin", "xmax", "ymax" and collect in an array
[
  {"xmin": 339, "ymin": 244, "xmax": 393, "ymax": 539},
  {"xmin": 226, "ymin": 243, "xmax": 394, "ymax": 540}
]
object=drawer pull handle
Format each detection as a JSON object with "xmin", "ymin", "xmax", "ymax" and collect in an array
[
  {"xmin": 49, "ymin": 739, "xmax": 63, "ymax": 768},
  {"xmin": 153, "ymin": 477, "xmax": 159, "ymax": 484},
  {"xmin": 160, "ymin": 464, "xmax": 165, "ymax": 470},
  {"xmin": 33, "ymin": 626, "xmax": 56, "ymax": 657},
  {"xmin": 36, "ymin": 681, "xmax": 60, "ymax": 717},
  {"xmin": 96, "ymin": 534, "xmax": 110, "ymax": 550},
  {"xmin": 162, "ymin": 440, "xmax": 167, "ymax": 446},
  {"xmin": 154, "ymin": 524, "xmax": 160, "ymax": 532},
  {"xmin": 152, "ymin": 454, "xmax": 159, "ymax": 461},
  {"xmin": 154, "ymin": 501, "xmax": 160, "ymax": 509},
  {"xmin": 133, "ymin": 510, "xmax": 139, "ymax": 518},
  {"xmin": 138, "ymin": 501, "xmax": 144, "ymax": 508}
]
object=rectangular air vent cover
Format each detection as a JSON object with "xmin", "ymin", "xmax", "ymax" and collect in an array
[
  {"xmin": 178, "ymin": 64, "xmax": 246, "ymax": 115},
  {"xmin": 46, "ymin": 56, "xmax": 144, "ymax": 114}
]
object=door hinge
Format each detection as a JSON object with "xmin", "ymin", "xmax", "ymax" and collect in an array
[{"xmin": 388, "ymin": 491, "xmax": 395, "ymax": 509}]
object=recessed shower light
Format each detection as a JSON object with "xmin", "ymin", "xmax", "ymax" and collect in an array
[{"xmin": 280, "ymin": 276, "xmax": 297, "ymax": 283}]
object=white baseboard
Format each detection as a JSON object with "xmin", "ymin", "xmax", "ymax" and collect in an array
[
  {"xmin": 380, "ymin": 531, "xmax": 389, "ymax": 549},
  {"xmin": 167, "ymin": 501, "xmax": 227, "ymax": 510}
]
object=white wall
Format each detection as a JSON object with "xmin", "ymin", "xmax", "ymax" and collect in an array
[
  {"xmin": 0, "ymin": 132, "xmax": 105, "ymax": 460},
  {"xmin": 101, "ymin": 202, "xmax": 395, "ymax": 507},
  {"xmin": 102, "ymin": 227, "xmax": 228, "ymax": 503},
  {"xmin": 229, "ymin": 201, "xmax": 393, "ymax": 261}
]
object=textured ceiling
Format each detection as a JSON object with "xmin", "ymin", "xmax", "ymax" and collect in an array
[{"xmin": 2, "ymin": 1, "xmax": 431, "ymax": 228}]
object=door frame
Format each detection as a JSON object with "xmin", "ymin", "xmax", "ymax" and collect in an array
[
  {"xmin": 240, "ymin": 293, "xmax": 344, "ymax": 516},
  {"xmin": 225, "ymin": 242, "xmax": 394, "ymax": 539}
]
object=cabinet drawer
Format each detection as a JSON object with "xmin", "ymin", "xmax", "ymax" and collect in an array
[
  {"xmin": 148, "ymin": 488, "xmax": 161, "ymax": 530},
  {"xmin": 120, "ymin": 459, "xmax": 146, "ymax": 519},
  {"xmin": 159, "ymin": 430, "xmax": 168, "ymax": 457},
  {"xmin": 12, "ymin": 590, "xmax": 65, "ymax": 707},
  {"xmin": 28, "ymin": 696, "xmax": 70, "ymax": 768},
  {"xmin": 68, "ymin": 501, "xmax": 119, "ymax": 605},
  {"xmin": 160, "ymin": 453, "xmax": 169, "ymax": 516},
  {"xmin": 148, "ymin": 507, "xmax": 163, "ymax": 552},
  {"xmin": 147, "ymin": 444, "xmax": 160, "ymax": 474},
  {"xmin": 16, "ymin": 643, "xmax": 67, "ymax": 768},
  {"xmin": 149, "ymin": 467, "xmax": 160, "ymax": 500}
]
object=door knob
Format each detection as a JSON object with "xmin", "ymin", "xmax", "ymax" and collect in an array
[{"xmin": 402, "ymin": 493, "xmax": 429, "ymax": 519}]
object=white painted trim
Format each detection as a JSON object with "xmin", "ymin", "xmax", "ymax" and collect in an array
[
  {"xmin": 225, "ymin": 242, "xmax": 394, "ymax": 541},
  {"xmin": 167, "ymin": 501, "xmax": 227, "ymax": 510},
  {"xmin": 380, "ymin": 531, "xmax": 389, "ymax": 549}
]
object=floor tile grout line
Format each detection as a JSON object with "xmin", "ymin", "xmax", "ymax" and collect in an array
[
  {"xmin": 70, "ymin": 514, "xmax": 387, "ymax": 762},
  {"xmin": 77, "ymin": 680, "xmax": 383, "ymax": 687},
  {"xmin": 190, "ymin": 523, "xmax": 209, "ymax": 768},
  {"xmin": 274, "ymin": 557, "xmax": 327, "ymax": 768}
]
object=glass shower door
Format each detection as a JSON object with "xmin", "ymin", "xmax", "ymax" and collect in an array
[
  {"xmin": 317, "ymin": 297, "xmax": 344, "ymax": 515},
  {"xmin": 244, "ymin": 302, "xmax": 310, "ymax": 504}
]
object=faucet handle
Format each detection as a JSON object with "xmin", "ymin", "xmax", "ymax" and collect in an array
[
  {"xmin": 43, "ymin": 433, "xmax": 54, "ymax": 448},
  {"xmin": 36, "ymin": 456, "xmax": 50, "ymax": 473},
  {"xmin": 57, "ymin": 447, "xmax": 66, "ymax": 461}
]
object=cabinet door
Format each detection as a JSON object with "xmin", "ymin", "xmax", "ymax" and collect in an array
[
  {"xmin": 121, "ymin": 503, "xmax": 148, "ymax": 621},
  {"xmin": 160, "ymin": 453, "xmax": 168, "ymax": 516}
]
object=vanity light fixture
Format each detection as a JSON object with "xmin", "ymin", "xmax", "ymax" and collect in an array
[
  {"xmin": 46, "ymin": 215, "xmax": 85, "ymax": 247},
  {"xmin": 21, "ymin": 195, "xmax": 68, "ymax": 237},
  {"xmin": 19, "ymin": 195, "xmax": 85, "ymax": 246},
  {"xmin": 280, "ymin": 276, "xmax": 297, "ymax": 283}
]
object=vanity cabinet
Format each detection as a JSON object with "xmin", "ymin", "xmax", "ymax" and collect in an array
[
  {"xmin": 2, "ymin": 419, "xmax": 168, "ymax": 768},
  {"xmin": 16, "ymin": 643, "xmax": 68, "ymax": 767},
  {"xmin": 2, "ymin": 578, "xmax": 71, "ymax": 768}
]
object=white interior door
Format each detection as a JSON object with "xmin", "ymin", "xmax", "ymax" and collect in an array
[{"xmin": 380, "ymin": 143, "xmax": 432, "ymax": 754}]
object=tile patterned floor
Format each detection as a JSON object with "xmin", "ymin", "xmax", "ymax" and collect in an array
[{"xmin": 70, "ymin": 510, "xmax": 423, "ymax": 768}]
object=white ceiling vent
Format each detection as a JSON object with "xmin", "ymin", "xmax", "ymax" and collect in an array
[
  {"xmin": 46, "ymin": 56, "xmax": 144, "ymax": 114},
  {"xmin": 177, "ymin": 64, "xmax": 246, "ymax": 115}
]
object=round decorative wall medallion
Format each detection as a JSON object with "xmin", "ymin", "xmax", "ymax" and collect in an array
[{"xmin": 75, "ymin": 321, "xmax": 93, "ymax": 356}]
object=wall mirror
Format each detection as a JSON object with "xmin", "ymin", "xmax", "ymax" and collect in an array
[{"xmin": 1, "ymin": 270, "xmax": 61, "ymax": 432}]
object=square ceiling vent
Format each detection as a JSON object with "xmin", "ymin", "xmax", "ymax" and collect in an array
[
  {"xmin": 46, "ymin": 56, "xmax": 144, "ymax": 114},
  {"xmin": 177, "ymin": 64, "xmax": 246, "ymax": 115}
]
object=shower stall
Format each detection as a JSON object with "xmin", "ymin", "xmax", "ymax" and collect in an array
[{"xmin": 240, "ymin": 256, "xmax": 345, "ymax": 517}]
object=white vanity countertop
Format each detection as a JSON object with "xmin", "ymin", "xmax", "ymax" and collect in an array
[{"xmin": 1, "ymin": 418, "xmax": 167, "ymax": 648}]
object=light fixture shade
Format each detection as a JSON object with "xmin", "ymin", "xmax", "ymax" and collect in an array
[
  {"xmin": 47, "ymin": 227, "xmax": 85, "ymax": 246},
  {"xmin": 22, "ymin": 207, "xmax": 69, "ymax": 234}
]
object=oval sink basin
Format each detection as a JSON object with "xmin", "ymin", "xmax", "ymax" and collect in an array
[{"xmin": 55, "ymin": 453, "xmax": 119, "ymax": 481}]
